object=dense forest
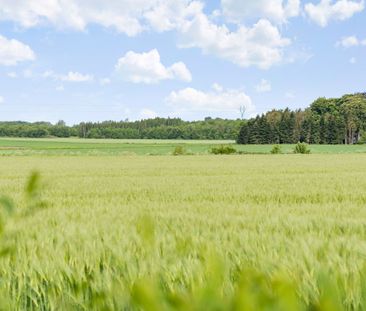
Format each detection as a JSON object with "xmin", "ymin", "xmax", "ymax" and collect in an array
[
  {"xmin": 0, "ymin": 118, "xmax": 242, "ymax": 140},
  {"xmin": 77, "ymin": 118, "xmax": 242, "ymax": 139},
  {"xmin": 237, "ymin": 93, "xmax": 366, "ymax": 145}
]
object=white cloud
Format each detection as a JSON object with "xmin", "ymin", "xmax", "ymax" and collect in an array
[
  {"xmin": 0, "ymin": 1, "xmax": 293, "ymax": 70},
  {"xmin": 0, "ymin": 0, "xmax": 197, "ymax": 36},
  {"xmin": 61, "ymin": 71, "xmax": 94, "ymax": 82},
  {"xmin": 0, "ymin": 96, "xmax": 4, "ymax": 104},
  {"xmin": 305, "ymin": 0, "xmax": 364, "ymax": 27},
  {"xmin": 337, "ymin": 35, "xmax": 366, "ymax": 47},
  {"xmin": 140, "ymin": 108, "xmax": 158, "ymax": 119},
  {"xmin": 349, "ymin": 57, "xmax": 356, "ymax": 64},
  {"xmin": 337, "ymin": 35, "xmax": 359, "ymax": 47},
  {"xmin": 221, "ymin": 0, "xmax": 301, "ymax": 23},
  {"xmin": 0, "ymin": 35, "xmax": 35, "ymax": 66},
  {"xmin": 144, "ymin": 0, "xmax": 202, "ymax": 32},
  {"xmin": 43, "ymin": 70, "xmax": 93, "ymax": 82},
  {"xmin": 178, "ymin": 15, "xmax": 290, "ymax": 69},
  {"xmin": 165, "ymin": 86, "xmax": 255, "ymax": 116},
  {"xmin": 0, "ymin": 0, "xmax": 142, "ymax": 36},
  {"xmin": 115, "ymin": 49, "xmax": 192, "ymax": 84},
  {"xmin": 256, "ymin": 79, "xmax": 272, "ymax": 93}
]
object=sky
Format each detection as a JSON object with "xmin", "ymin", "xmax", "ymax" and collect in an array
[{"xmin": 0, "ymin": 0, "xmax": 365, "ymax": 124}]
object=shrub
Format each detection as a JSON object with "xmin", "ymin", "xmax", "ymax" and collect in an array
[
  {"xmin": 271, "ymin": 145, "xmax": 282, "ymax": 154},
  {"xmin": 173, "ymin": 146, "xmax": 186, "ymax": 156},
  {"xmin": 210, "ymin": 145, "xmax": 237, "ymax": 155},
  {"xmin": 294, "ymin": 142, "xmax": 311, "ymax": 154}
]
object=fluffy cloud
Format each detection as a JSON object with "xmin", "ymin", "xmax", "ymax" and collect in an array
[
  {"xmin": 0, "ymin": 35, "xmax": 35, "ymax": 65},
  {"xmin": 256, "ymin": 79, "xmax": 272, "ymax": 93},
  {"xmin": 115, "ymin": 49, "xmax": 192, "ymax": 84},
  {"xmin": 0, "ymin": 1, "xmax": 293, "ymax": 70},
  {"xmin": 43, "ymin": 70, "xmax": 94, "ymax": 82},
  {"xmin": 62, "ymin": 71, "xmax": 93, "ymax": 82},
  {"xmin": 337, "ymin": 35, "xmax": 366, "ymax": 47},
  {"xmin": 0, "ymin": 96, "xmax": 4, "ymax": 104},
  {"xmin": 0, "ymin": 0, "xmax": 198, "ymax": 36},
  {"xmin": 165, "ymin": 86, "xmax": 255, "ymax": 115},
  {"xmin": 305, "ymin": 0, "xmax": 364, "ymax": 27},
  {"xmin": 221, "ymin": 0, "xmax": 300, "ymax": 23},
  {"xmin": 179, "ymin": 15, "xmax": 290, "ymax": 69},
  {"xmin": 144, "ymin": 0, "xmax": 202, "ymax": 32},
  {"xmin": 0, "ymin": 0, "xmax": 143, "ymax": 36}
]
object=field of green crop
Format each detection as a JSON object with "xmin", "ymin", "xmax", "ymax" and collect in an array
[
  {"xmin": 1, "ymin": 140, "xmax": 366, "ymax": 310},
  {"xmin": 1, "ymin": 137, "xmax": 366, "ymax": 156}
]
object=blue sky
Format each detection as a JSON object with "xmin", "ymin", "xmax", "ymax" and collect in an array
[{"xmin": 0, "ymin": 0, "xmax": 365, "ymax": 124}]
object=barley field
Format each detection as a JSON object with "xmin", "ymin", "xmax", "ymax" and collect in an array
[{"xmin": 1, "ymin": 149, "xmax": 366, "ymax": 310}]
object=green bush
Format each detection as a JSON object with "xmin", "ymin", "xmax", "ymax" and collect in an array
[
  {"xmin": 173, "ymin": 146, "xmax": 186, "ymax": 156},
  {"xmin": 294, "ymin": 142, "xmax": 311, "ymax": 154},
  {"xmin": 271, "ymin": 144, "xmax": 282, "ymax": 154},
  {"xmin": 210, "ymin": 145, "xmax": 237, "ymax": 155}
]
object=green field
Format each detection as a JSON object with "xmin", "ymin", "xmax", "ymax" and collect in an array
[
  {"xmin": 1, "ymin": 140, "xmax": 366, "ymax": 310},
  {"xmin": 0, "ymin": 137, "xmax": 366, "ymax": 155}
]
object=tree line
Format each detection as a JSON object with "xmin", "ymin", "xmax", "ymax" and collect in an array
[
  {"xmin": 0, "ymin": 118, "xmax": 242, "ymax": 140},
  {"xmin": 1, "ymin": 93, "xmax": 365, "ymax": 143},
  {"xmin": 0, "ymin": 121, "xmax": 76, "ymax": 138},
  {"xmin": 77, "ymin": 118, "xmax": 242, "ymax": 139},
  {"xmin": 237, "ymin": 93, "xmax": 366, "ymax": 145}
]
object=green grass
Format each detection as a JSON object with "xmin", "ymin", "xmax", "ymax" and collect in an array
[
  {"xmin": 0, "ymin": 137, "xmax": 365, "ymax": 155},
  {"xmin": 0, "ymin": 138, "xmax": 233, "ymax": 156},
  {"xmin": 1, "ymin": 154, "xmax": 366, "ymax": 309}
]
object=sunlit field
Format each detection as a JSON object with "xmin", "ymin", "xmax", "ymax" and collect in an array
[
  {"xmin": 1, "ymin": 149, "xmax": 366, "ymax": 310},
  {"xmin": 1, "ymin": 137, "xmax": 366, "ymax": 155},
  {"xmin": 1, "ymin": 0, "xmax": 365, "ymax": 308}
]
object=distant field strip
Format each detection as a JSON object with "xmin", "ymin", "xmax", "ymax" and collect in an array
[{"xmin": 0, "ymin": 138, "xmax": 366, "ymax": 155}]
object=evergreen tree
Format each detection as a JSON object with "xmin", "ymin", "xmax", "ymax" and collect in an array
[
  {"xmin": 237, "ymin": 93, "xmax": 366, "ymax": 144},
  {"xmin": 237, "ymin": 123, "xmax": 250, "ymax": 144}
]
